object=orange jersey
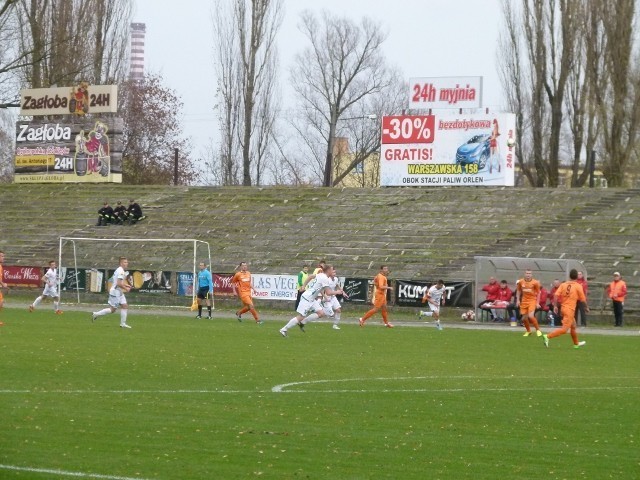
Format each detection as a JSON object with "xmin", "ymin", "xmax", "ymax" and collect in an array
[
  {"xmin": 554, "ymin": 280, "xmax": 586, "ymax": 313},
  {"xmin": 232, "ymin": 271, "xmax": 253, "ymax": 296},
  {"xmin": 373, "ymin": 273, "xmax": 388, "ymax": 307},
  {"xmin": 516, "ymin": 278, "xmax": 541, "ymax": 305}
]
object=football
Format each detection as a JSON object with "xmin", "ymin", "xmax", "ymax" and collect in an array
[
  {"xmin": 461, "ymin": 310, "xmax": 476, "ymax": 321},
  {"xmin": 506, "ymin": 137, "xmax": 515, "ymax": 148}
]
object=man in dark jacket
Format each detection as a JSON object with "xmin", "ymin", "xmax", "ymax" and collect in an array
[
  {"xmin": 97, "ymin": 201, "xmax": 115, "ymax": 226},
  {"xmin": 126, "ymin": 199, "xmax": 145, "ymax": 224}
]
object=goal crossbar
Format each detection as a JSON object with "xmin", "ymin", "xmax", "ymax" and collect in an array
[{"xmin": 58, "ymin": 237, "xmax": 211, "ymax": 305}]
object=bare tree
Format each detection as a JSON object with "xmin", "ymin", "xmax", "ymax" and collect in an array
[
  {"xmin": 119, "ymin": 74, "xmax": 199, "ymax": 185},
  {"xmin": 14, "ymin": 0, "xmax": 131, "ymax": 88},
  {"xmin": 589, "ymin": 0, "xmax": 640, "ymax": 186},
  {"xmin": 212, "ymin": 0, "xmax": 283, "ymax": 186},
  {"xmin": 291, "ymin": 11, "xmax": 394, "ymax": 187}
]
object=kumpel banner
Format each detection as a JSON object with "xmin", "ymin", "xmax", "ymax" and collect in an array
[
  {"xmin": 380, "ymin": 113, "xmax": 516, "ymax": 187},
  {"xmin": 252, "ymin": 274, "xmax": 298, "ymax": 301},
  {"xmin": 394, "ymin": 279, "xmax": 473, "ymax": 307},
  {"xmin": 14, "ymin": 117, "xmax": 123, "ymax": 184},
  {"xmin": 2, "ymin": 266, "xmax": 42, "ymax": 287},
  {"xmin": 20, "ymin": 83, "xmax": 118, "ymax": 116}
]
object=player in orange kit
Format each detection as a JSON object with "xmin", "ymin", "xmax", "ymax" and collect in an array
[
  {"xmin": 231, "ymin": 261, "xmax": 261, "ymax": 324},
  {"xmin": 359, "ymin": 265, "xmax": 394, "ymax": 328},
  {"xmin": 515, "ymin": 269, "xmax": 542, "ymax": 337},
  {"xmin": 543, "ymin": 269, "xmax": 588, "ymax": 348}
]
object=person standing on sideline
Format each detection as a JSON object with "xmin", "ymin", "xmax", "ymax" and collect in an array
[
  {"xmin": 231, "ymin": 261, "xmax": 261, "ymax": 324},
  {"xmin": 92, "ymin": 257, "xmax": 132, "ymax": 328},
  {"xmin": 516, "ymin": 269, "xmax": 543, "ymax": 337},
  {"xmin": 575, "ymin": 271, "xmax": 588, "ymax": 327},
  {"xmin": 195, "ymin": 261, "xmax": 213, "ymax": 319},
  {"xmin": 294, "ymin": 265, "xmax": 309, "ymax": 311},
  {"xmin": 29, "ymin": 260, "xmax": 63, "ymax": 314},
  {"xmin": 543, "ymin": 269, "xmax": 588, "ymax": 348},
  {"xmin": 359, "ymin": 265, "xmax": 394, "ymax": 328},
  {"xmin": 419, "ymin": 279, "xmax": 447, "ymax": 330},
  {"xmin": 606, "ymin": 272, "xmax": 627, "ymax": 327},
  {"xmin": 0, "ymin": 251, "xmax": 6, "ymax": 324},
  {"xmin": 279, "ymin": 264, "xmax": 343, "ymax": 336}
]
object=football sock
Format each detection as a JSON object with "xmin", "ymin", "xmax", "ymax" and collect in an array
[
  {"xmin": 239, "ymin": 306, "xmax": 250, "ymax": 315},
  {"xmin": 302, "ymin": 313, "xmax": 319, "ymax": 324},
  {"xmin": 54, "ymin": 301, "xmax": 59, "ymax": 310},
  {"xmin": 422, "ymin": 311, "xmax": 433, "ymax": 317},
  {"xmin": 198, "ymin": 305, "xmax": 202, "ymax": 316},
  {"xmin": 94, "ymin": 308, "xmax": 112, "ymax": 317},
  {"xmin": 530, "ymin": 317, "xmax": 540, "ymax": 330},
  {"xmin": 33, "ymin": 296, "xmax": 43, "ymax": 307},
  {"xmin": 333, "ymin": 312, "xmax": 341, "ymax": 325},
  {"xmin": 362, "ymin": 309, "xmax": 375, "ymax": 321},
  {"xmin": 249, "ymin": 307, "xmax": 259, "ymax": 321},
  {"xmin": 120, "ymin": 309, "xmax": 128, "ymax": 326},
  {"xmin": 381, "ymin": 310, "xmax": 389, "ymax": 324},
  {"xmin": 207, "ymin": 306, "xmax": 212, "ymax": 316},
  {"xmin": 283, "ymin": 317, "xmax": 299, "ymax": 331}
]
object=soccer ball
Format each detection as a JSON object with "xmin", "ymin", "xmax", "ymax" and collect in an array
[
  {"xmin": 461, "ymin": 310, "xmax": 476, "ymax": 321},
  {"xmin": 506, "ymin": 137, "xmax": 515, "ymax": 148}
]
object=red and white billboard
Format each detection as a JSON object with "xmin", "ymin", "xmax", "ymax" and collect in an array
[
  {"xmin": 409, "ymin": 76, "xmax": 483, "ymax": 110},
  {"xmin": 380, "ymin": 113, "xmax": 516, "ymax": 187},
  {"xmin": 2, "ymin": 266, "xmax": 42, "ymax": 287}
]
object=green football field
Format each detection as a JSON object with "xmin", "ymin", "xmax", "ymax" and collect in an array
[{"xmin": 0, "ymin": 308, "xmax": 638, "ymax": 480}]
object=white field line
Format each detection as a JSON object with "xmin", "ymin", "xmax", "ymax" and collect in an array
[
  {"xmin": 0, "ymin": 464, "xmax": 155, "ymax": 480},
  {"xmin": 0, "ymin": 376, "xmax": 638, "ymax": 395}
]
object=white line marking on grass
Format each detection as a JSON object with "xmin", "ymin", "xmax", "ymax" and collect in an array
[
  {"xmin": 0, "ymin": 464, "xmax": 155, "ymax": 480},
  {"xmin": 271, "ymin": 376, "xmax": 640, "ymax": 393}
]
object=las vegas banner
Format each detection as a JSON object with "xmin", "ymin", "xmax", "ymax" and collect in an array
[{"xmin": 379, "ymin": 112, "xmax": 516, "ymax": 187}]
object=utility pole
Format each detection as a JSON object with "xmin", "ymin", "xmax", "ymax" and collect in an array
[{"xmin": 174, "ymin": 148, "xmax": 179, "ymax": 186}]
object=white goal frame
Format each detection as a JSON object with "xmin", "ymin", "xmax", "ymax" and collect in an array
[{"xmin": 58, "ymin": 237, "xmax": 211, "ymax": 306}]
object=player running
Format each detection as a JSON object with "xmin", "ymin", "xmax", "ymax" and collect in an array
[
  {"xmin": 29, "ymin": 260, "xmax": 63, "ymax": 314},
  {"xmin": 543, "ymin": 269, "xmax": 588, "ymax": 349},
  {"xmin": 419, "ymin": 279, "xmax": 446, "ymax": 330},
  {"xmin": 515, "ymin": 269, "xmax": 543, "ymax": 337},
  {"xmin": 324, "ymin": 267, "xmax": 349, "ymax": 330},
  {"xmin": 231, "ymin": 261, "xmax": 261, "ymax": 324},
  {"xmin": 91, "ymin": 257, "xmax": 132, "ymax": 328},
  {"xmin": 279, "ymin": 264, "xmax": 343, "ymax": 337},
  {"xmin": 359, "ymin": 265, "xmax": 394, "ymax": 328}
]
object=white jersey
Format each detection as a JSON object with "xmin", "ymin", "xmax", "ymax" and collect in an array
[
  {"xmin": 327, "ymin": 276, "xmax": 341, "ymax": 298},
  {"xmin": 44, "ymin": 268, "xmax": 57, "ymax": 287},
  {"xmin": 427, "ymin": 284, "xmax": 446, "ymax": 305},
  {"xmin": 302, "ymin": 272, "xmax": 330, "ymax": 301},
  {"xmin": 110, "ymin": 266, "xmax": 129, "ymax": 294}
]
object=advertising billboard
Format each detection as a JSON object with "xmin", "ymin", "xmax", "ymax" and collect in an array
[
  {"xmin": 19, "ymin": 84, "xmax": 118, "ymax": 116},
  {"xmin": 379, "ymin": 112, "xmax": 516, "ymax": 187},
  {"xmin": 14, "ymin": 117, "xmax": 123, "ymax": 183},
  {"xmin": 409, "ymin": 76, "xmax": 483, "ymax": 110}
]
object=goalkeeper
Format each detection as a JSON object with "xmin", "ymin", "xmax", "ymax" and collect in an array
[{"xmin": 196, "ymin": 261, "xmax": 213, "ymax": 319}]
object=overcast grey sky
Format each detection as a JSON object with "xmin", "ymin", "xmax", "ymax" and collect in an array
[{"xmin": 134, "ymin": 0, "xmax": 505, "ymax": 157}]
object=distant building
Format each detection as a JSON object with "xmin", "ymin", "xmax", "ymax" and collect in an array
[
  {"xmin": 130, "ymin": 23, "xmax": 146, "ymax": 81},
  {"xmin": 333, "ymin": 137, "xmax": 380, "ymax": 187}
]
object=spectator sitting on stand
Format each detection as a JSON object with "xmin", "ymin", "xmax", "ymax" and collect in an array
[
  {"xmin": 126, "ymin": 198, "xmax": 145, "ymax": 224},
  {"xmin": 97, "ymin": 201, "xmax": 115, "ymax": 226},
  {"xmin": 113, "ymin": 201, "xmax": 128, "ymax": 225}
]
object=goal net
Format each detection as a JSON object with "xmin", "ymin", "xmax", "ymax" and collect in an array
[{"xmin": 58, "ymin": 237, "xmax": 211, "ymax": 308}]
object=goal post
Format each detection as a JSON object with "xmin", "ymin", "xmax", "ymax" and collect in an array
[{"xmin": 58, "ymin": 237, "xmax": 211, "ymax": 308}]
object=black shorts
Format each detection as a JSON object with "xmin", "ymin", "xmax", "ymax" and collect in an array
[{"xmin": 197, "ymin": 287, "xmax": 211, "ymax": 300}]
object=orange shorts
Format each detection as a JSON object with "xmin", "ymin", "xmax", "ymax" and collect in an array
[
  {"xmin": 373, "ymin": 295, "xmax": 387, "ymax": 308},
  {"xmin": 560, "ymin": 309, "xmax": 577, "ymax": 328},
  {"xmin": 520, "ymin": 301, "xmax": 537, "ymax": 315},
  {"xmin": 239, "ymin": 294, "xmax": 253, "ymax": 306}
]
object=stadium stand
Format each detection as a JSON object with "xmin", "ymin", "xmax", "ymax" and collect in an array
[{"xmin": 0, "ymin": 184, "xmax": 637, "ymax": 310}]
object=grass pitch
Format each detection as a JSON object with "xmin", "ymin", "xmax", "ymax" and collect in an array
[{"xmin": 0, "ymin": 308, "xmax": 638, "ymax": 480}]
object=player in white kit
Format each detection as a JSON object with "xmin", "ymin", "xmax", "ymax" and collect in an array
[
  {"xmin": 419, "ymin": 279, "xmax": 447, "ymax": 330},
  {"xmin": 324, "ymin": 268, "xmax": 349, "ymax": 330},
  {"xmin": 91, "ymin": 257, "xmax": 132, "ymax": 328},
  {"xmin": 29, "ymin": 260, "xmax": 63, "ymax": 314},
  {"xmin": 279, "ymin": 264, "xmax": 343, "ymax": 337}
]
